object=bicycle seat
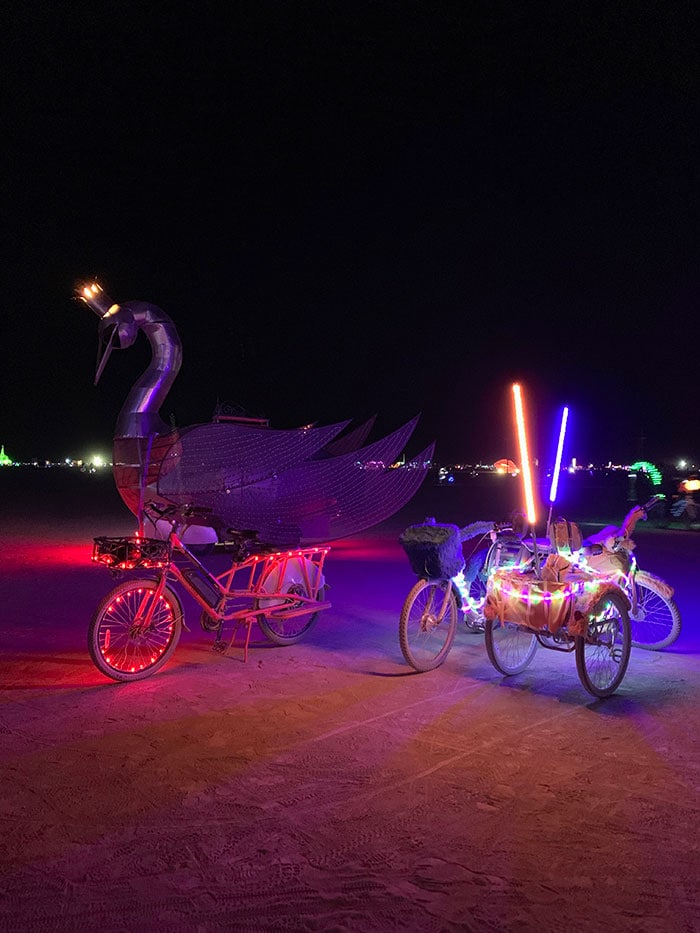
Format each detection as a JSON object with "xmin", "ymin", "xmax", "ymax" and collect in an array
[
  {"xmin": 181, "ymin": 505, "xmax": 215, "ymax": 521},
  {"xmin": 583, "ymin": 524, "xmax": 621, "ymax": 549},
  {"xmin": 221, "ymin": 527, "xmax": 260, "ymax": 543},
  {"xmin": 581, "ymin": 541, "xmax": 604, "ymax": 555}
]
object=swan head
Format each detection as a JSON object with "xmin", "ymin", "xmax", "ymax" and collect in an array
[
  {"xmin": 76, "ymin": 281, "xmax": 138, "ymax": 383},
  {"xmin": 94, "ymin": 304, "xmax": 139, "ymax": 384},
  {"xmin": 97, "ymin": 304, "xmax": 139, "ymax": 347}
]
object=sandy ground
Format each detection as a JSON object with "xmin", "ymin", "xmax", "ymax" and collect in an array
[{"xmin": 1, "ymin": 479, "xmax": 699, "ymax": 932}]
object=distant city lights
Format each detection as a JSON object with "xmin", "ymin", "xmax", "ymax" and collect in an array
[
  {"xmin": 0, "ymin": 446, "xmax": 111, "ymax": 470},
  {"xmin": 0, "ymin": 441, "xmax": 697, "ymax": 482}
]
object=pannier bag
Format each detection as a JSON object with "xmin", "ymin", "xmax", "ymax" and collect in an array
[
  {"xmin": 399, "ymin": 522, "xmax": 465, "ymax": 579},
  {"xmin": 549, "ymin": 517, "xmax": 583, "ymax": 556}
]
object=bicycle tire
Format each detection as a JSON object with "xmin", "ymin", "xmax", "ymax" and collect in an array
[
  {"xmin": 89, "ymin": 577, "xmax": 183, "ymax": 682},
  {"xmin": 256, "ymin": 594, "xmax": 322, "ymax": 645},
  {"xmin": 255, "ymin": 556, "xmax": 325, "ymax": 645},
  {"xmin": 485, "ymin": 618, "xmax": 538, "ymax": 675},
  {"xmin": 399, "ymin": 578, "xmax": 458, "ymax": 672},
  {"xmin": 575, "ymin": 590, "xmax": 631, "ymax": 698},
  {"xmin": 629, "ymin": 571, "xmax": 682, "ymax": 650}
]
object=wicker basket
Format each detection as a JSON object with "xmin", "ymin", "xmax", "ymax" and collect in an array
[{"xmin": 92, "ymin": 536, "xmax": 172, "ymax": 570}]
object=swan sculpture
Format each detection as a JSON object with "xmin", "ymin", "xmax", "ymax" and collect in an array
[{"xmin": 78, "ymin": 282, "xmax": 434, "ymax": 546}]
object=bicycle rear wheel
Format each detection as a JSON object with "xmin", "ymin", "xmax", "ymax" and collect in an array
[
  {"xmin": 629, "ymin": 572, "xmax": 682, "ymax": 650},
  {"xmin": 575, "ymin": 590, "xmax": 630, "ymax": 698},
  {"xmin": 257, "ymin": 591, "xmax": 322, "ymax": 645},
  {"xmin": 89, "ymin": 578, "xmax": 183, "ymax": 682},
  {"xmin": 399, "ymin": 578, "xmax": 457, "ymax": 672},
  {"xmin": 255, "ymin": 557, "xmax": 324, "ymax": 645}
]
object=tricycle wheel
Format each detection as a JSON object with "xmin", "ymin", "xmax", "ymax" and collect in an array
[
  {"xmin": 485, "ymin": 618, "xmax": 537, "ymax": 675},
  {"xmin": 629, "ymin": 572, "xmax": 681, "ymax": 650},
  {"xmin": 575, "ymin": 590, "xmax": 631, "ymax": 698}
]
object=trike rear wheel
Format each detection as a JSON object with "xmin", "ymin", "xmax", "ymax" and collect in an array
[
  {"xmin": 89, "ymin": 578, "xmax": 183, "ymax": 682},
  {"xmin": 575, "ymin": 590, "xmax": 631, "ymax": 698},
  {"xmin": 629, "ymin": 572, "xmax": 681, "ymax": 650},
  {"xmin": 399, "ymin": 578, "xmax": 458, "ymax": 672},
  {"xmin": 485, "ymin": 618, "xmax": 538, "ymax": 675}
]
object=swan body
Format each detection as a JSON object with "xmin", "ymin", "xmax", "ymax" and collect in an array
[{"xmin": 79, "ymin": 283, "xmax": 433, "ymax": 545}]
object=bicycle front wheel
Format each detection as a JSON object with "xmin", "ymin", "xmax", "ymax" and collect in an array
[
  {"xmin": 485, "ymin": 618, "xmax": 537, "ymax": 675},
  {"xmin": 629, "ymin": 571, "xmax": 682, "ymax": 650},
  {"xmin": 575, "ymin": 590, "xmax": 631, "ymax": 698},
  {"xmin": 399, "ymin": 578, "xmax": 458, "ymax": 672},
  {"xmin": 89, "ymin": 578, "xmax": 183, "ymax": 682}
]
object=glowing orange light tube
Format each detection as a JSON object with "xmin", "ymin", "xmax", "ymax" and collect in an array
[{"xmin": 512, "ymin": 383, "xmax": 537, "ymax": 526}]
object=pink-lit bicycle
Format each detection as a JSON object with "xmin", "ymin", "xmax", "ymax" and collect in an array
[{"xmin": 89, "ymin": 503, "xmax": 330, "ymax": 682}]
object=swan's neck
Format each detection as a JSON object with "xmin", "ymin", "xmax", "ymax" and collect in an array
[{"xmin": 115, "ymin": 301, "xmax": 183, "ymax": 439}]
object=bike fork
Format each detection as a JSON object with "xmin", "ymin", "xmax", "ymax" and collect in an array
[
  {"xmin": 436, "ymin": 581, "xmax": 454, "ymax": 622},
  {"xmin": 133, "ymin": 573, "xmax": 169, "ymax": 630},
  {"xmin": 628, "ymin": 573, "xmax": 639, "ymax": 619}
]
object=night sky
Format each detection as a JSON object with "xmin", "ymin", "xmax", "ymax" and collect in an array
[{"xmin": 2, "ymin": 3, "xmax": 698, "ymax": 467}]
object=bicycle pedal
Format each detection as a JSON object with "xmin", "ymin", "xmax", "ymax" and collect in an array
[{"xmin": 464, "ymin": 615, "xmax": 486, "ymax": 633}]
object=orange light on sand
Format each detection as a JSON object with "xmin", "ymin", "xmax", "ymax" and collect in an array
[{"xmin": 512, "ymin": 383, "xmax": 537, "ymax": 526}]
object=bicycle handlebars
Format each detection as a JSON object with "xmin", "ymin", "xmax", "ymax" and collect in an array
[
  {"xmin": 459, "ymin": 520, "xmax": 508, "ymax": 542},
  {"xmin": 641, "ymin": 494, "xmax": 665, "ymax": 515}
]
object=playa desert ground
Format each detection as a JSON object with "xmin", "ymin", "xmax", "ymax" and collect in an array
[{"xmin": 0, "ymin": 470, "xmax": 698, "ymax": 932}]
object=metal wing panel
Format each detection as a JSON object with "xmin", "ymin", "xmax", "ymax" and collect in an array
[
  {"xmin": 199, "ymin": 441, "xmax": 434, "ymax": 544},
  {"xmin": 163, "ymin": 417, "xmax": 430, "ymax": 544},
  {"xmin": 302, "ymin": 442, "xmax": 436, "ymax": 542},
  {"xmin": 156, "ymin": 419, "xmax": 350, "ymax": 496},
  {"xmin": 318, "ymin": 416, "xmax": 377, "ymax": 457}
]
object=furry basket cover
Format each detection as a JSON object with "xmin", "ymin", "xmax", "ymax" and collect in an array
[{"xmin": 399, "ymin": 523, "xmax": 465, "ymax": 578}]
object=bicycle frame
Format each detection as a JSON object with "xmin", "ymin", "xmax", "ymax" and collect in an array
[
  {"xmin": 168, "ymin": 529, "xmax": 330, "ymax": 660},
  {"xmin": 459, "ymin": 525, "xmax": 549, "ymax": 616}
]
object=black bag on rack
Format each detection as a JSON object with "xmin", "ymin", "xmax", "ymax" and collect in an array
[{"xmin": 399, "ymin": 522, "xmax": 464, "ymax": 579}]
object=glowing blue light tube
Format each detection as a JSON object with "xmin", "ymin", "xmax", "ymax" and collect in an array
[{"xmin": 548, "ymin": 406, "xmax": 569, "ymax": 504}]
